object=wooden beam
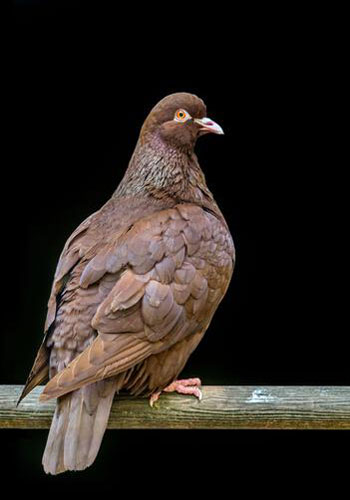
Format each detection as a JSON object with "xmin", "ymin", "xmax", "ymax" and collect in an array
[{"xmin": 1, "ymin": 385, "xmax": 350, "ymax": 430}]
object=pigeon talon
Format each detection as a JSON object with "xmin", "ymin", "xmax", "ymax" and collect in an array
[
  {"xmin": 168, "ymin": 377, "xmax": 202, "ymax": 388},
  {"xmin": 149, "ymin": 392, "xmax": 161, "ymax": 408},
  {"xmin": 149, "ymin": 378, "xmax": 203, "ymax": 406}
]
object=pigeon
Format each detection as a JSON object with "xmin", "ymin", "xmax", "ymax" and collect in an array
[{"xmin": 19, "ymin": 92, "xmax": 235, "ymax": 474}]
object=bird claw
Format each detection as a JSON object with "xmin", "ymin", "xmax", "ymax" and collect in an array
[
  {"xmin": 149, "ymin": 378, "xmax": 202, "ymax": 407},
  {"xmin": 149, "ymin": 392, "xmax": 161, "ymax": 408}
]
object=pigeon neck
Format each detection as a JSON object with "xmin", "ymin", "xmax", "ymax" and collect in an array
[{"xmin": 113, "ymin": 132, "xmax": 216, "ymax": 207}]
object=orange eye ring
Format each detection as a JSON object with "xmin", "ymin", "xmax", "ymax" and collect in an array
[{"xmin": 174, "ymin": 109, "xmax": 190, "ymax": 122}]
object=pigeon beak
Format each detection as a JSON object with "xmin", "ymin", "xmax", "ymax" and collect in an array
[{"xmin": 194, "ymin": 117, "xmax": 224, "ymax": 135}]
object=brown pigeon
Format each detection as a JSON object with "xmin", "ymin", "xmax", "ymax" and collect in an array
[{"xmin": 19, "ymin": 92, "xmax": 235, "ymax": 474}]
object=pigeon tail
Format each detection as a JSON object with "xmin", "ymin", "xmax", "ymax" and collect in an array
[{"xmin": 42, "ymin": 379, "xmax": 116, "ymax": 475}]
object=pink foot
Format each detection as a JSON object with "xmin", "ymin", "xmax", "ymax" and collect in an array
[{"xmin": 149, "ymin": 378, "xmax": 202, "ymax": 407}]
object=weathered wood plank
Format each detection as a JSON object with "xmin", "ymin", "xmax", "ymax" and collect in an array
[{"xmin": 1, "ymin": 385, "xmax": 350, "ymax": 430}]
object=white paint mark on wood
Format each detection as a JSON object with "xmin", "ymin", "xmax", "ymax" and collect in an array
[{"xmin": 247, "ymin": 388, "xmax": 277, "ymax": 404}]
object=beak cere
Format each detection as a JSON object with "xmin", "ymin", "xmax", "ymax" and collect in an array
[{"xmin": 194, "ymin": 117, "xmax": 224, "ymax": 135}]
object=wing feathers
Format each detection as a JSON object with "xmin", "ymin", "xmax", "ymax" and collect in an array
[
  {"xmin": 40, "ymin": 333, "xmax": 152, "ymax": 400},
  {"xmin": 38, "ymin": 203, "xmax": 234, "ymax": 403}
]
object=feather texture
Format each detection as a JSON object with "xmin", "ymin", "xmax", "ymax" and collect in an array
[
  {"xmin": 21, "ymin": 92, "xmax": 235, "ymax": 474},
  {"xmin": 42, "ymin": 380, "xmax": 116, "ymax": 474}
]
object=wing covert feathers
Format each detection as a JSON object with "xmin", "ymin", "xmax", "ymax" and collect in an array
[{"xmin": 39, "ymin": 205, "xmax": 234, "ymax": 401}]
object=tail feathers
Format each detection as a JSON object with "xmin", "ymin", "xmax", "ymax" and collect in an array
[{"xmin": 42, "ymin": 379, "xmax": 116, "ymax": 475}]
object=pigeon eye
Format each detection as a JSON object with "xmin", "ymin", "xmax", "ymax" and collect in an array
[{"xmin": 174, "ymin": 109, "xmax": 190, "ymax": 122}]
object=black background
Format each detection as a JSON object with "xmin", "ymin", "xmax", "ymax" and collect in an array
[{"xmin": 3, "ymin": 0, "xmax": 348, "ymax": 491}]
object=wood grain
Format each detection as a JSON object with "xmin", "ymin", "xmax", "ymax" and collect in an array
[{"xmin": 1, "ymin": 385, "xmax": 350, "ymax": 429}]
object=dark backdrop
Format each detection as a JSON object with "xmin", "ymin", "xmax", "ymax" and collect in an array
[{"xmin": 3, "ymin": 1, "xmax": 347, "ymax": 490}]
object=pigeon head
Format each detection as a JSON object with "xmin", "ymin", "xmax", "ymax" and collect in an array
[
  {"xmin": 140, "ymin": 92, "xmax": 224, "ymax": 150},
  {"xmin": 116, "ymin": 93, "xmax": 224, "ymax": 200}
]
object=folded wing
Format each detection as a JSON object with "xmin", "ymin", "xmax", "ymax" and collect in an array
[{"xmin": 40, "ymin": 204, "xmax": 234, "ymax": 401}]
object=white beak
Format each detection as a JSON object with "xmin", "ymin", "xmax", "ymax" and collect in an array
[{"xmin": 194, "ymin": 117, "xmax": 224, "ymax": 135}]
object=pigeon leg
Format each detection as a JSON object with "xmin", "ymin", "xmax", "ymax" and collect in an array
[{"xmin": 149, "ymin": 378, "xmax": 202, "ymax": 407}]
